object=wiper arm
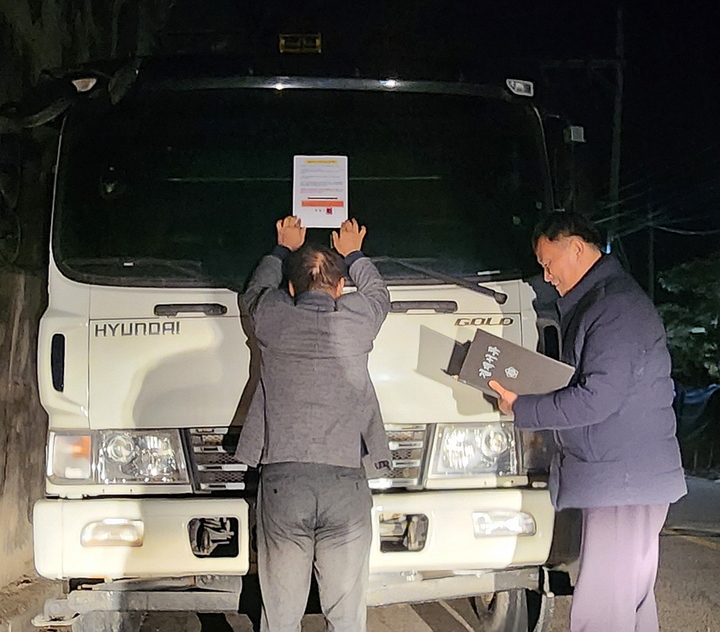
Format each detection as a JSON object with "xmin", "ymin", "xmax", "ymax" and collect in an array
[
  {"xmin": 126, "ymin": 257, "xmax": 204, "ymax": 277},
  {"xmin": 372, "ymin": 257, "xmax": 508, "ymax": 305},
  {"xmin": 63, "ymin": 257, "xmax": 206, "ymax": 280}
]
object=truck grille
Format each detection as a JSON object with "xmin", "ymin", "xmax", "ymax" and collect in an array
[
  {"xmin": 369, "ymin": 424, "xmax": 428, "ymax": 490},
  {"xmin": 187, "ymin": 425, "xmax": 427, "ymax": 493},
  {"xmin": 186, "ymin": 428, "xmax": 254, "ymax": 493}
]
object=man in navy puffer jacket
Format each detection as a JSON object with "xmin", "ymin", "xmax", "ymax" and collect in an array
[{"xmin": 491, "ymin": 211, "xmax": 686, "ymax": 632}]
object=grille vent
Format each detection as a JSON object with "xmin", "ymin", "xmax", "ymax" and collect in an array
[
  {"xmin": 187, "ymin": 426, "xmax": 426, "ymax": 493},
  {"xmin": 369, "ymin": 424, "xmax": 427, "ymax": 490},
  {"xmin": 186, "ymin": 428, "xmax": 254, "ymax": 493}
]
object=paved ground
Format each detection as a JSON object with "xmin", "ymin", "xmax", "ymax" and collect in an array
[{"xmin": 654, "ymin": 476, "xmax": 720, "ymax": 632}]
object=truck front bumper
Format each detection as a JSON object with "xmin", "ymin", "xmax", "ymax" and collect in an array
[
  {"xmin": 366, "ymin": 487, "xmax": 554, "ymax": 605},
  {"xmin": 34, "ymin": 498, "xmax": 249, "ymax": 580},
  {"xmin": 34, "ymin": 488, "xmax": 552, "ymax": 587},
  {"xmin": 369, "ymin": 488, "xmax": 554, "ymax": 572}
]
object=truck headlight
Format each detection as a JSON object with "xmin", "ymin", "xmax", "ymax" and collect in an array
[
  {"xmin": 47, "ymin": 430, "xmax": 189, "ymax": 485},
  {"xmin": 428, "ymin": 423, "xmax": 517, "ymax": 478},
  {"xmin": 98, "ymin": 431, "xmax": 188, "ymax": 484}
]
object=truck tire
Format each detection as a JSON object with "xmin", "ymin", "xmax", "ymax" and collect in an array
[
  {"xmin": 71, "ymin": 611, "xmax": 144, "ymax": 632},
  {"xmin": 472, "ymin": 589, "xmax": 554, "ymax": 632}
]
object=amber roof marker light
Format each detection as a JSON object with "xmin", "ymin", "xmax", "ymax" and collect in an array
[{"xmin": 279, "ymin": 33, "xmax": 322, "ymax": 54}]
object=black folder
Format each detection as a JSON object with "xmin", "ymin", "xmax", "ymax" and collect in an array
[{"xmin": 458, "ymin": 328, "xmax": 575, "ymax": 397}]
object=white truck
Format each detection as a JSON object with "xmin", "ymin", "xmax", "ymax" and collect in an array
[{"xmin": 30, "ymin": 57, "xmax": 581, "ymax": 631}]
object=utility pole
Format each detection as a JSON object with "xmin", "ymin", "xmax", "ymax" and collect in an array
[
  {"xmin": 647, "ymin": 203, "xmax": 655, "ymax": 301},
  {"xmin": 540, "ymin": 2, "xmax": 626, "ymax": 232},
  {"xmin": 608, "ymin": 5, "xmax": 625, "ymax": 244}
]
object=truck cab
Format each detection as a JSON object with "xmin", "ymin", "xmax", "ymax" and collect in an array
[{"xmin": 31, "ymin": 57, "xmax": 578, "ymax": 631}]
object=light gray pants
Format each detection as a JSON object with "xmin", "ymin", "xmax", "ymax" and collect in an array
[
  {"xmin": 257, "ymin": 462, "xmax": 372, "ymax": 632},
  {"xmin": 570, "ymin": 504, "xmax": 669, "ymax": 632}
]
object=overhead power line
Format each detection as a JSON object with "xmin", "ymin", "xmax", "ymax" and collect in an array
[{"xmin": 653, "ymin": 225, "xmax": 720, "ymax": 236}]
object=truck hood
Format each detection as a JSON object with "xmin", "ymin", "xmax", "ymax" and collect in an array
[{"xmin": 41, "ymin": 266, "xmax": 538, "ymax": 430}]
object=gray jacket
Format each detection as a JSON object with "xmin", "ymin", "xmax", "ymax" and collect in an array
[
  {"xmin": 514, "ymin": 255, "xmax": 687, "ymax": 509},
  {"xmin": 235, "ymin": 248, "xmax": 393, "ymax": 478}
]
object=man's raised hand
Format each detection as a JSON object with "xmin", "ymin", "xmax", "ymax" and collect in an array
[
  {"xmin": 276, "ymin": 216, "xmax": 306, "ymax": 251},
  {"xmin": 332, "ymin": 218, "xmax": 367, "ymax": 257}
]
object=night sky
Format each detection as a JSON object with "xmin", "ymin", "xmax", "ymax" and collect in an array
[
  {"xmin": 166, "ymin": 0, "xmax": 719, "ymax": 277},
  {"xmin": 620, "ymin": 2, "xmax": 720, "ymax": 259}
]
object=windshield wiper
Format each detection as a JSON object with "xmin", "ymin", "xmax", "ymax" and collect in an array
[
  {"xmin": 371, "ymin": 257, "xmax": 508, "ymax": 304},
  {"xmin": 62, "ymin": 257, "xmax": 206, "ymax": 280}
]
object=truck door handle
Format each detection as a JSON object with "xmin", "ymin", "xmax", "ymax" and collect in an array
[
  {"xmin": 390, "ymin": 301, "xmax": 458, "ymax": 314},
  {"xmin": 154, "ymin": 303, "xmax": 228, "ymax": 317}
]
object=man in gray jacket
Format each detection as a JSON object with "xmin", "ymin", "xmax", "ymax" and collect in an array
[
  {"xmin": 491, "ymin": 212, "xmax": 686, "ymax": 632},
  {"xmin": 236, "ymin": 216, "xmax": 391, "ymax": 632}
]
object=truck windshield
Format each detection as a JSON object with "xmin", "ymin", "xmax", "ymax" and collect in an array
[{"xmin": 54, "ymin": 84, "xmax": 550, "ymax": 287}]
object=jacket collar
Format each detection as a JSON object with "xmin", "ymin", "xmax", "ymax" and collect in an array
[
  {"xmin": 295, "ymin": 289, "xmax": 337, "ymax": 312},
  {"xmin": 557, "ymin": 254, "xmax": 623, "ymax": 318}
]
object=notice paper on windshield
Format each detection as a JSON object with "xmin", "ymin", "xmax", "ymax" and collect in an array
[{"xmin": 293, "ymin": 155, "xmax": 348, "ymax": 228}]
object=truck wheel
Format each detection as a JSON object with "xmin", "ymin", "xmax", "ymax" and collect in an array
[
  {"xmin": 472, "ymin": 589, "xmax": 553, "ymax": 632},
  {"xmin": 71, "ymin": 611, "xmax": 144, "ymax": 632}
]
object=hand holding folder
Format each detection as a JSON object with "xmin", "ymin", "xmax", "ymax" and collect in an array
[{"xmin": 488, "ymin": 379, "xmax": 517, "ymax": 415}]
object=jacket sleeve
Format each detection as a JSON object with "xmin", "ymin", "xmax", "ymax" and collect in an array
[
  {"xmin": 344, "ymin": 251, "xmax": 391, "ymax": 332},
  {"xmin": 513, "ymin": 297, "xmax": 642, "ymax": 430},
  {"xmin": 240, "ymin": 246, "xmax": 290, "ymax": 317}
]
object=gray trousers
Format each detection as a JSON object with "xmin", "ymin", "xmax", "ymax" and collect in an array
[
  {"xmin": 257, "ymin": 462, "xmax": 372, "ymax": 632},
  {"xmin": 570, "ymin": 504, "xmax": 669, "ymax": 632}
]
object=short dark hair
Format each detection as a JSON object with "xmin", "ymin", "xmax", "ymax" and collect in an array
[
  {"xmin": 286, "ymin": 245, "xmax": 346, "ymax": 295},
  {"xmin": 531, "ymin": 211, "xmax": 603, "ymax": 250}
]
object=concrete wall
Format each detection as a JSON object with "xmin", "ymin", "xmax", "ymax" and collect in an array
[
  {"xmin": 0, "ymin": 0, "xmax": 56, "ymax": 588},
  {"xmin": 0, "ymin": 0, "xmax": 173, "ymax": 595},
  {"xmin": 0, "ymin": 271, "xmax": 46, "ymax": 589}
]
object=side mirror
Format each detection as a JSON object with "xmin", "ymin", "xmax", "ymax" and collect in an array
[
  {"xmin": 543, "ymin": 114, "xmax": 594, "ymax": 215},
  {"xmin": 564, "ymin": 125, "xmax": 586, "ymax": 144},
  {"xmin": 0, "ymin": 128, "xmax": 54, "ymax": 273},
  {"xmin": 0, "ymin": 133, "xmax": 22, "ymax": 265}
]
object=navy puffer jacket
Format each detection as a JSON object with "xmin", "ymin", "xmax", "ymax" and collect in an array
[{"xmin": 514, "ymin": 255, "xmax": 687, "ymax": 509}]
